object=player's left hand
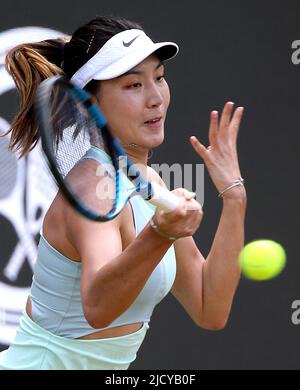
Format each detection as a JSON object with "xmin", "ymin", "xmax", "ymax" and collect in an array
[{"xmin": 190, "ymin": 101, "xmax": 246, "ymax": 200}]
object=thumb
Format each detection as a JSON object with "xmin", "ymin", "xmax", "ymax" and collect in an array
[
  {"xmin": 172, "ymin": 188, "xmax": 196, "ymax": 199},
  {"xmin": 190, "ymin": 136, "xmax": 207, "ymax": 158}
]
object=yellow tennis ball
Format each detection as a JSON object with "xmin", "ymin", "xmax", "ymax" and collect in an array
[{"xmin": 239, "ymin": 240, "xmax": 286, "ymax": 281}]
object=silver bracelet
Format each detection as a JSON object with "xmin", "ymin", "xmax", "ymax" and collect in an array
[
  {"xmin": 218, "ymin": 177, "xmax": 245, "ymax": 198},
  {"xmin": 149, "ymin": 217, "xmax": 177, "ymax": 241}
]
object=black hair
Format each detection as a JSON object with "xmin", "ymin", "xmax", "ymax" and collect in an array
[{"xmin": 63, "ymin": 16, "xmax": 143, "ymax": 94}]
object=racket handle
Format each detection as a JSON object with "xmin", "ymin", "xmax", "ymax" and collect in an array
[{"xmin": 148, "ymin": 182, "xmax": 181, "ymax": 212}]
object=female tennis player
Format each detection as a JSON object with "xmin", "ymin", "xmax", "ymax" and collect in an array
[{"xmin": 0, "ymin": 16, "xmax": 247, "ymax": 369}]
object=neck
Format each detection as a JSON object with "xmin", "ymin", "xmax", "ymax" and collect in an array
[{"xmin": 122, "ymin": 143, "xmax": 150, "ymax": 172}]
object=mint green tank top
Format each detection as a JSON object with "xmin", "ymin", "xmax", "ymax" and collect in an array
[{"xmin": 30, "ymin": 147, "xmax": 177, "ymax": 338}]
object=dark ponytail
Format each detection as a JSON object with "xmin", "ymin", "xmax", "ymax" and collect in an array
[{"xmin": 4, "ymin": 38, "xmax": 68, "ymax": 157}]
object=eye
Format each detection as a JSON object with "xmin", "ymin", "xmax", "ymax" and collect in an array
[
  {"xmin": 128, "ymin": 82, "xmax": 142, "ymax": 89},
  {"xmin": 157, "ymin": 75, "xmax": 165, "ymax": 82}
]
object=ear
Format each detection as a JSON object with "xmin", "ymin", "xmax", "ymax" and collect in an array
[{"xmin": 85, "ymin": 80, "xmax": 101, "ymax": 101}]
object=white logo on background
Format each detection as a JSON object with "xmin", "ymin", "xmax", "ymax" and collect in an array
[
  {"xmin": 291, "ymin": 300, "xmax": 300, "ymax": 325},
  {"xmin": 291, "ymin": 40, "xmax": 300, "ymax": 65},
  {"xmin": 0, "ymin": 26, "xmax": 62, "ymax": 345}
]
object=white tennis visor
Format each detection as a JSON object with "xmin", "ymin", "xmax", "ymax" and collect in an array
[{"xmin": 70, "ymin": 29, "xmax": 179, "ymax": 88}]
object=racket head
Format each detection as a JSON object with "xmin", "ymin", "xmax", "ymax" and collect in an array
[{"xmin": 34, "ymin": 75, "xmax": 134, "ymax": 221}]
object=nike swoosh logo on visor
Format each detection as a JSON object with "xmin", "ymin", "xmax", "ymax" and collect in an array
[{"xmin": 123, "ymin": 35, "xmax": 140, "ymax": 47}]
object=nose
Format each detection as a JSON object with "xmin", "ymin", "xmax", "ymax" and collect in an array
[{"xmin": 145, "ymin": 83, "xmax": 163, "ymax": 108}]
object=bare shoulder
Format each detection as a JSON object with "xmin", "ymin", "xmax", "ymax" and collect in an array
[
  {"xmin": 64, "ymin": 195, "xmax": 122, "ymax": 257},
  {"xmin": 64, "ymin": 187, "xmax": 137, "ymax": 268},
  {"xmin": 43, "ymin": 192, "xmax": 82, "ymax": 260}
]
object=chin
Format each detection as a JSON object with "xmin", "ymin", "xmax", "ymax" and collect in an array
[{"xmin": 148, "ymin": 133, "xmax": 164, "ymax": 148}]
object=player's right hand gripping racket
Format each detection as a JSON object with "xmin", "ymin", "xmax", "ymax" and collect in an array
[{"xmin": 34, "ymin": 75, "xmax": 181, "ymax": 221}]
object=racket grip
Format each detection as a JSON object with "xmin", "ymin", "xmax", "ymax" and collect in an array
[{"xmin": 148, "ymin": 182, "xmax": 181, "ymax": 212}]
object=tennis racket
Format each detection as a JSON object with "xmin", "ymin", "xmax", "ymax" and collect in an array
[{"xmin": 34, "ymin": 75, "xmax": 180, "ymax": 221}]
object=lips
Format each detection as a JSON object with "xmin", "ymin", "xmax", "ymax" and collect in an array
[{"xmin": 144, "ymin": 117, "xmax": 162, "ymax": 124}]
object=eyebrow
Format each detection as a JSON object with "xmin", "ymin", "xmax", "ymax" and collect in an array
[{"xmin": 120, "ymin": 61, "xmax": 164, "ymax": 77}]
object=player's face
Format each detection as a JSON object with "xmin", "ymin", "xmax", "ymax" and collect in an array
[{"xmin": 96, "ymin": 54, "xmax": 170, "ymax": 150}]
